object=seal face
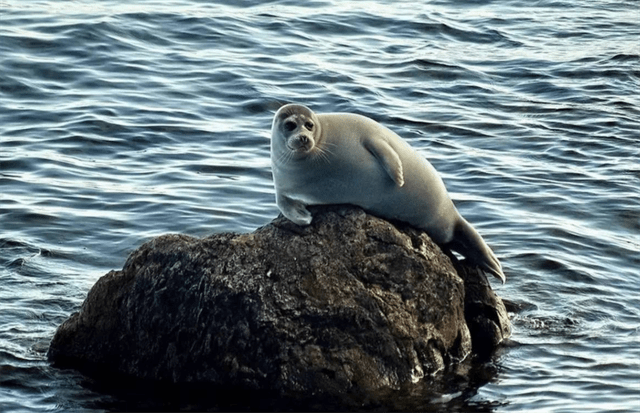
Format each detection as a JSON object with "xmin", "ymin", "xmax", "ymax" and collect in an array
[
  {"xmin": 272, "ymin": 104, "xmax": 320, "ymax": 158},
  {"xmin": 270, "ymin": 103, "xmax": 505, "ymax": 283}
]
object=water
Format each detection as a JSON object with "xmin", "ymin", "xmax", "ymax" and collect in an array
[{"xmin": 1, "ymin": 0, "xmax": 639, "ymax": 411}]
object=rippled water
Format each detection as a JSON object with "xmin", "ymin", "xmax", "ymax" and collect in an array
[{"xmin": 1, "ymin": 0, "xmax": 639, "ymax": 411}]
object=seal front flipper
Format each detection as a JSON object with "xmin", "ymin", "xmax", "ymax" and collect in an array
[
  {"xmin": 363, "ymin": 136, "xmax": 405, "ymax": 187},
  {"xmin": 448, "ymin": 218, "xmax": 506, "ymax": 283},
  {"xmin": 276, "ymin": 194, "xmax": 313, "ymax": 226}
]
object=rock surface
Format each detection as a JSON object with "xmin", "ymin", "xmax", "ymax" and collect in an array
[{"xmin": 48, "ymin": 205, "xmax": 510, "ymax": 405}]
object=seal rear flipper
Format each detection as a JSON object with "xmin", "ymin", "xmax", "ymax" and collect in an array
[
  {"xmin": 363, "ymin": 137, "xmax": 405, "ymax": 187},
  {"xmin": 448, "ymin": 219, "xmax": 506, "ymax": 284}
]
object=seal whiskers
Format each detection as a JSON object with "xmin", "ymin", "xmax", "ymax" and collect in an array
[
  {"xmin": 311, "ymin": 142, "xmax": 335, "ymax": 165},
  {"xmin": 274, "ymin": 146, "xmax": 295, "ymax": 167}
]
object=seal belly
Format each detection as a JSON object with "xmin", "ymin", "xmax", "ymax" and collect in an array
[{"xmin": 294, "ymin": 144, "xmax": 456, "ymax": 244}]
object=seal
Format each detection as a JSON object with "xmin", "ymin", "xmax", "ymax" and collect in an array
[{"xmin": 270, "ymin": 103, "xmax": 505, "ymax": 283}]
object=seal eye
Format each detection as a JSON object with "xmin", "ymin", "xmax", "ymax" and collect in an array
[
  {"xmin": 284, "ymin": 121, "xmax": 297, "ymax": 132},
  {"xmin": 305, "ymin": 122, "xmax": 314, "ymax": 131}
]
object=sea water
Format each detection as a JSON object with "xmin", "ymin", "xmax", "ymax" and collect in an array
[{"xmin": 1, "ymin": 0, "xmax": 639, "ymax": 411}]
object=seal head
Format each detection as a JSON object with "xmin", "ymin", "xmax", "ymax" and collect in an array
[{"xmin": 272, "ymin": 104, "xmax": 322, "ymax": 158}]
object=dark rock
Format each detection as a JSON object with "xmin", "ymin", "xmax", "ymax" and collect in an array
[
  {"xmin": 48, "ymin": 205, "xmax": 509, "ymax": 406},
  {"xmin": 452, "ymin": 262, "xmax": 511, "ymax": 357}
]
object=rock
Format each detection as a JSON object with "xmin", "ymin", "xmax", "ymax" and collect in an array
[
  {"xmin": 48, "ymin": 205, "xmax": 509, "ymax": 406},
  {"xmin": 453, "ymin": 261, "xmax": 511, "ymax": 356}
]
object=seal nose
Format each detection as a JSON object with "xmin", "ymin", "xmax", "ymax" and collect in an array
[{"xmin": 298, "ymin": 134, "xmax": 308, "ymax": 144}]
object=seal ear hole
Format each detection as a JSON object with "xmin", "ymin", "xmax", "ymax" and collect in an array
[{"xmin": 284, "ymin": 121, "xmax": 297, "ymax": 132}]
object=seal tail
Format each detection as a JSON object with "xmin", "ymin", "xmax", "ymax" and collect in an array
[{"xmin": 448, "ymin": 218, "xmax": 505, "ymax": 284}]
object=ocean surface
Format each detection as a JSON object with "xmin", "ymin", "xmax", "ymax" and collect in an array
[{"xmin": 1, "ymin": 0, "xmax": 639, "ymax": 411}]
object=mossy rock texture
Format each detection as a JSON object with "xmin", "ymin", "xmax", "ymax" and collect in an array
[{"xmin": 48, "ymin": 205, "xmax": 509, "ymax": 404}]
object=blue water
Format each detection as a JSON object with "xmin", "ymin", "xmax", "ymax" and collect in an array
[{"xmin": 1, "ymin": 0, "xmax": 639, "ymax": 411}]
